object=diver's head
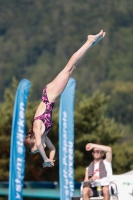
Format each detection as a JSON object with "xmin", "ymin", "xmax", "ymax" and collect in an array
[{"xmin": 24, "ymin": 128, "xmax": 37, "ymax": 153}]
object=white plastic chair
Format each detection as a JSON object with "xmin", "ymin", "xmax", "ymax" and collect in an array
[{"xmin": 80, "ymin": 181, "xmax": 118, "ymax": 200}]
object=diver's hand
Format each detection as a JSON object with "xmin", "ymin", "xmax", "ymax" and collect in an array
[{"xmin": 42, "ymin": 159, "xmax": 55, "ymax": 168}]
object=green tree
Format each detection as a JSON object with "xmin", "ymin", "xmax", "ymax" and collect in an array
[
  {"xmin": 0, "ymin": 80, "xmax": 133, "ymax": 184},
  {"xmin": 0, "ymin": 0, "xmax": 133, "ymax": 103},
  {"xmin": 100, "ymin": 81, "xmax": 133, "ymax": 125},
  {"xmin": 0, "ymin": 78, "xmax": 17, "ymax": 180},
  {"xmin": 74, "ymin": 92, "xmax": 133, "ymax": 180}
]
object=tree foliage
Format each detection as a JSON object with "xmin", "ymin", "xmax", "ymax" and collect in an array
[
  {"xmin": 0, "ymin": 0, "xmax": 133, "ymax": 192},
  {"xmin": 100, "ymin": 81, "xmax": 133, "ymax": 125},
  {"xmin": 0, "ymin": 0, "xmax": 133, "ymax": 100},
  {"xmin": 0, "ymin": 81, "xmax": 133, "ymax": 183}
]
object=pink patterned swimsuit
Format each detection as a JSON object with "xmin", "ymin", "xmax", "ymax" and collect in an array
[{"xmin": 33, "ymin": 87, "xmax": 55, "ymax": 133}]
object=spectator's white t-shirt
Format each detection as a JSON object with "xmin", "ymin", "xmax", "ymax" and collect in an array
[
  {"xmin": 93, "ymin": 163, "xmax": 100, "ymax": 177},
  {"xmin": 86, "ymin": 159, "xmax": 112, "ymax": 187}
]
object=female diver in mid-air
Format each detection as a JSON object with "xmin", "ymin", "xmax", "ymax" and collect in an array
[{"xmin": 24, "ymin": 30, "xmax": 106, "ymax": 168}]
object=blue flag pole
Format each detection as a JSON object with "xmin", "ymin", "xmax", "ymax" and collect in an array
[
  {"xmin": 8, "ymin": 79, "xmax": 31, "ymax": 200},
  {"xmin": 59, "ymin": 78, "xmax": 76, "ymax": 200}
]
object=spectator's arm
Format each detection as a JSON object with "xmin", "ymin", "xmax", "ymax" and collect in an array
[
  {"xmin": 83, "ymin": 169, "xmax": 91, "ymax": 187},
  {"xmin": 84, "ymin": 169, "xmax": 89, "ymax": 181},
  {"xmin": 86, "ymin": 143, "xmax": 112, "ymax": 163}
]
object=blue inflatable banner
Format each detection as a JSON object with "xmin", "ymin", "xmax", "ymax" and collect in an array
[
  {"xmin": 8, "ymin": 79, "xmax": 31, "ymax": 200},
  {"xmin": 59, "ymin": 78, "xmax": 76, "ymax": 200}
]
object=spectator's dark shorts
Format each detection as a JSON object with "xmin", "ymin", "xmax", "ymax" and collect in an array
[{"xmin": 91, "ymin": 187, "xmax": 103, "ymax": 197}]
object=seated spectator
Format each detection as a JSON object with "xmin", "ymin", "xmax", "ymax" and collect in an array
[{"xmin": 82, "ymin": 143, "xmax": 112, "ymax": 200}]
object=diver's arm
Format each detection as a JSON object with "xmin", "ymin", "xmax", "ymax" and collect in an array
[
  {"xmin": 33, "ymin": 122, "xmax": 48, "ymax": 161},
  {"xmin": 45, "ymin": 136, "xmax": 56, "ymax": 160}
]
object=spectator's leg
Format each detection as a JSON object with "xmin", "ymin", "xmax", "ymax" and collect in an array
[
  {"xmin": 102, "ymin": 186, "xmax": 110, "ymax": 200},
  {"xmin": 82, "ymin": 187, "xmax": 93, "ymax": 200}
]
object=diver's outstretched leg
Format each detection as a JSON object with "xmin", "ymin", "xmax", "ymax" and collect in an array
[{"xmin": 46, "ymin": 30, "xmax": 106, "ymax": 102}]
